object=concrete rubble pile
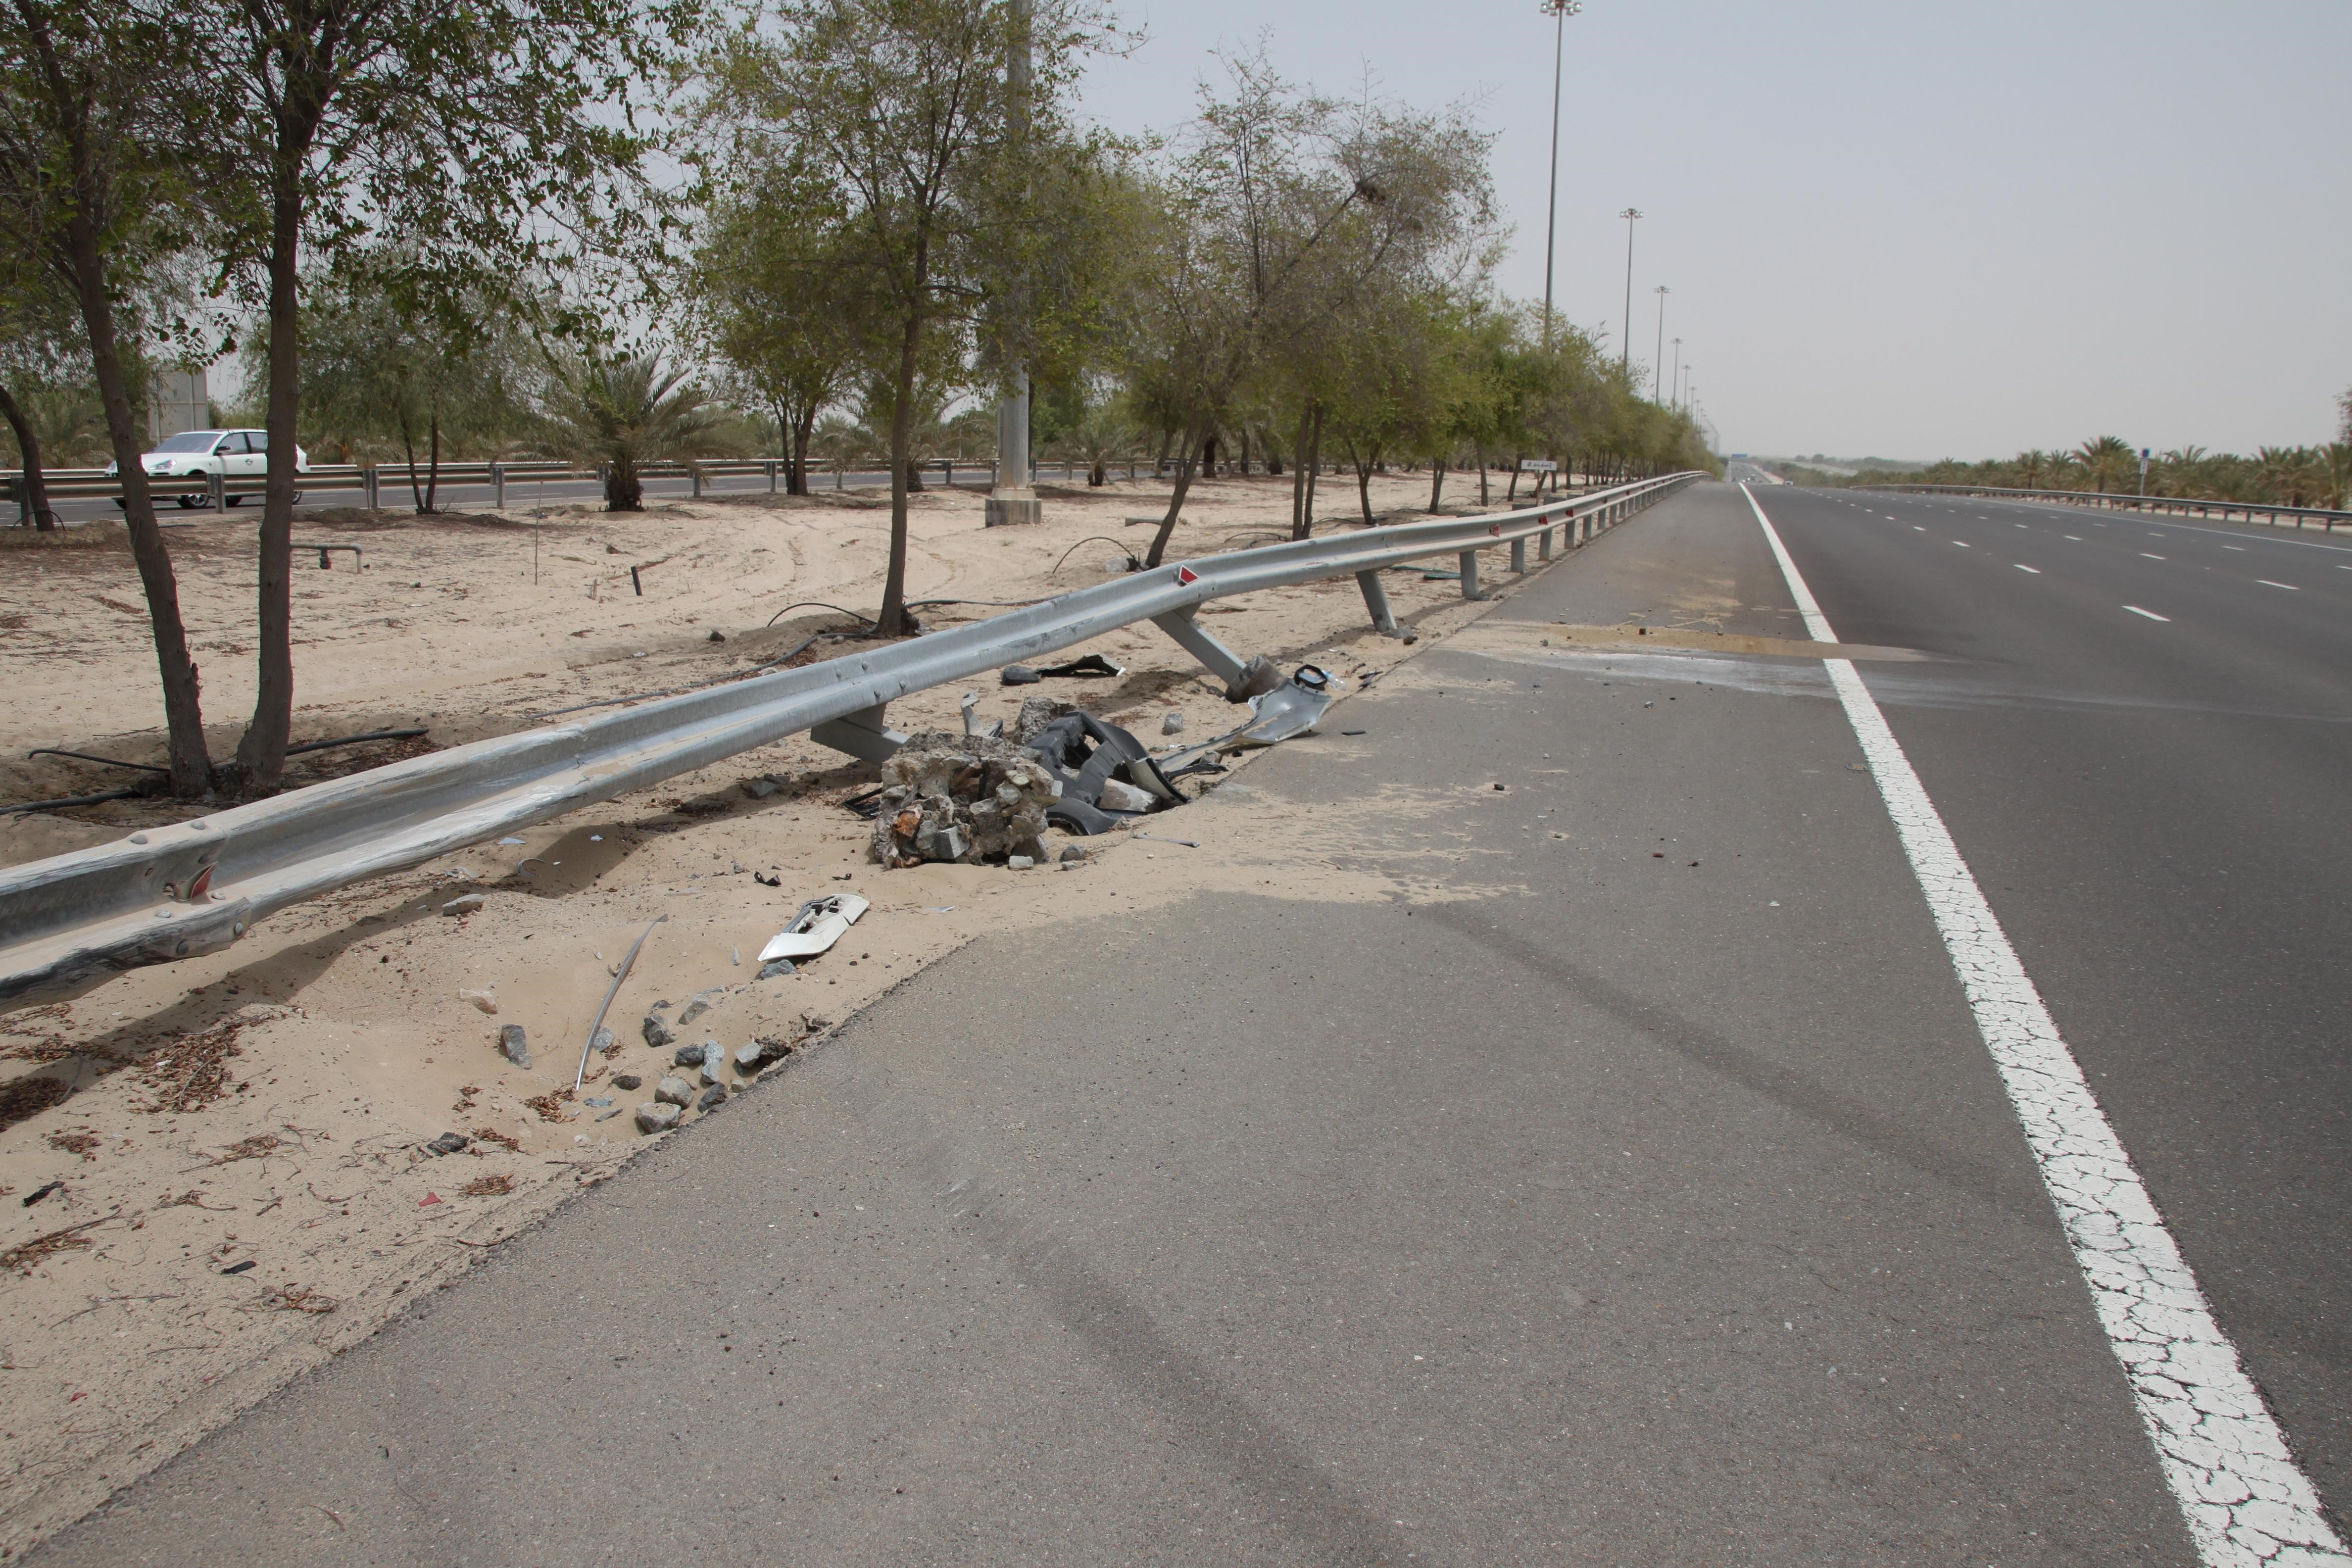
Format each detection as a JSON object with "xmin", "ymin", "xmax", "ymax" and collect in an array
[{"xmin": 867, "ymin": 731, "xmax": 1060, "ymax": 869}]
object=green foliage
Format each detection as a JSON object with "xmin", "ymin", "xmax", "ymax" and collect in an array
[{"xmin": 535, "ymin": 354, "xmax": 744, "ymax": 510}]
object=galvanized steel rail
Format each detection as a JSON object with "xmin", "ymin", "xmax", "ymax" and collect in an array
[{"xmin": 0, "ymin": 471, "xmax": 1701, "ymax": 1003}]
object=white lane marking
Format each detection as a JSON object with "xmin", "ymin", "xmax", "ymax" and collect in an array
[
  {"xmin": 1953, "ymin": 540, "xmax": 1971, "ymax": 548},
  {"xmin": 2125, "ymin": 606, "xmax": 2171, "ymax": 621},
  {"xmin": 1914, "ymin": 526, "xmax": 1926, "ymax": 532},
  {"xmin": 1739, "ymin": 486, "xmax": 2346, "ymax": 1568},
  {"xmin": 2142, "ymin": 553, "xmax": 2168, "ymax": 560},
  {"xmin": 2015, "ymin": 564, "xmax": 2041, "ymax": 573},
  {"xmin": 2066, "ymin": 535, "xmax": 2083, "ymax": 541},
  {"xmin": 2256, "ymin": 581, "xmax": 2298, "ymax": 590},
  {"xmin": 2222, "ymin": 545, "xmax": 2246, "ymax": 552}
]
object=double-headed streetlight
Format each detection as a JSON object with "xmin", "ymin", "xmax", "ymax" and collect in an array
[
  {"xmin": 1618, "ymin": 207, "xmax": 1642, "ymax": 368},
  {"xmin": 1671, "ymin": 337, "xmax": 1682, "ymax": 408},
  {"xmin": 1652, "ymin": 285, "xmax": 1668, "ymax": 399},
  {"xmin": 1539, "ymin": 0, "xmax": 1582, "ymax": 351}
]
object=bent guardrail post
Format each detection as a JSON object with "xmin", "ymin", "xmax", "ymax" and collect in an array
[
  {"xmin": 809, "ymin": 703, "xmax": 908, "ymax": 764},
  {"xmin": 1150, "ymin": 607, "xmax": 1250, "ymax": 688},
  {"xmin": 1354, "ymin": 570, "xmax": 1398, "ymax": 636}
]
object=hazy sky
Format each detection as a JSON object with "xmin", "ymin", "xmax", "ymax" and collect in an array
[{"xmin": 1076, "ymin": 0, "xmax": 2352, "ymax": 460}]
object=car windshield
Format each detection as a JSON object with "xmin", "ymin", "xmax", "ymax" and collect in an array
[{"xmin": 149, "ymin": 432, "xmax": 223, "ymax": 455}]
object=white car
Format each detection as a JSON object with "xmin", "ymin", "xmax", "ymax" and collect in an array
[{"xmin": 107, "ymin": 429, "xmax": 309, "ymax": 509}]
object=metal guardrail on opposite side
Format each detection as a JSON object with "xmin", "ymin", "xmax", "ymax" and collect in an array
[
  {"xmin": 1862, "ymin": 483, "xmax": 2348, "ymax": 533},
  {"xmin": 0, "ymin": 472, "xmax": 1702, "ymax": 1002}
]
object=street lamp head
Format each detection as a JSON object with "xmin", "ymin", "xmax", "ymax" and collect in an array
[
  {"xmin": 1620, "ymin": 206, "xmax": 1643, "ymax": 221},
  {"xmin": 1540, "ymin": 0, "xmax": 1582, "ymax": 15},
  {"xmin": 1655, "ymin": 284, "xmax": 1668, "ymax": 295}
]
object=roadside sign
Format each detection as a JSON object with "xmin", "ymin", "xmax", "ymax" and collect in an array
[{"xmin": 1518, "ymin": 459, "xmax": 1558, "ymax": 473}]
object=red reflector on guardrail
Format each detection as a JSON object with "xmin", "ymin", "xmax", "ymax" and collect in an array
[{"xmin": 1176, "ymin": 566, "xmax": 1199, "ymax": 585}]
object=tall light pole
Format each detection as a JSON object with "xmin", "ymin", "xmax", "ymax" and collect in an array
[
  {"xmin": 1539, "ymin": 0, "xmax": 1582, "ymax": 351},
  {"xmin": 1652, "ymin": 285, "xmax": 1668, "ymax": 400},
  {"xmin": 1670, "ymin": 337, "xmax": 1682, "ymax": 408},
  {"xmin": 985, "ymin": 0, "xmax": 1040, "ymax": 528},
  {"xmin": 1617, "ymin": 207, "xmax": 1642, "ymax": 369}
]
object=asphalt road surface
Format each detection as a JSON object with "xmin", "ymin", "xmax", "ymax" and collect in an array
[{"xmin": 30, "ymin": 481, "xmax": 2347, "ymax": 1566}]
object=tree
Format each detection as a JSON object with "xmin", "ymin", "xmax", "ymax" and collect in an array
[
  {"xmin": 183, "ymin": 0, "xmax": 695, "ymax": 791},
  {"xmin": 2074, "ymin": 435, "xmax": 2134, "ymax": 494},
  {"xmin": 537, "ymin": 354, "xmax": 739, "ymax": 511},
  {"xmin": 0, "ymin": 0, "xmax": 217, "ymax": 792},
  {"xmin": 698, "ymin": 0, "xmax": 1118, "ymax": 637}
]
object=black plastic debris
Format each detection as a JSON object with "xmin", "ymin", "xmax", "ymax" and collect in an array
[
  {"xmin": 1021, "ymin": 710, "xmax": 1185, "ymax": 836},
  {"xmin": 1034, "ymin": 653, "xmax": 1125, "ymax": 680},
  {"xmin": 839, "ymin": 785, "xmax": 888, "ymax": 820},
  {"xmin": 1000, "ymin": 665, "xmax": 1042, "ymax": 686},
  {"xmin": 426, "ymin": 1132, "xmax": 471, "ymax": 1156},
  {"xmin": 220, "ymin": 1260, "xmax": 257, "ymax": 1275},
  {"xmin": 22, "ymin": 1180, "xmax": 62, "ymax": 1208}
]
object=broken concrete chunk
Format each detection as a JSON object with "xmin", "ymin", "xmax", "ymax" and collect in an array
[
  {"xmin": 588, "ymin": 1026, "xmax": 616, "ymax": 1057},
  {"xmin": 678, "ymin": 989, "xmax": 723, "ymax": 1026},
  {"xmin": 741, "ymin": 776, "xmax": 780, "ymax": 799},
  {"xmin": 643, "ymin": 1013, "xmax": 677, "ymax": 1049},
  {"xmin": 1058, "ymin": 845, "xmax": 1090, "ymax": 863},
  {"xmin": 1162, "ymin": 712, "xmax": 1185, "ymax": 735},
  {"xmin": 460, "ymin": 986, "xmax": 498, "ymax": 1015},
  {"xmin": 498, "ymin": 1024, "xmax": 530, "ymax": 1068},
  {"xmin": 758, "ymin": 958, "xmax": 797, "ymax": 980},
  {"xmin": 1223, "ymin": 654, "xmax": 1285, "ymax": 704},
  {"xmin": 1097, "ymin": 778, "xmax": 1155, "ymax": 814},
  {"xmin": 636, "ymin": 1103, "xmax": 682, "ymax": 1134},
  {"xmin": 696, "ymin": 1084, "xmax": 729, "ymax": 1111},
  {"xmin": 1009, "ymin": 696, "xmax": 1080, "ymax": 745},
  {"xmin": 1007, "ymin": 855, "xmax": 1035, "ymax": 869},
  {"xmin": 441, "ymin": 893, "xmax": 486, "ymax": 916},
  {"xmin": 654, "ymin": 1076, "xmax": 694, "ymax": 1107},
  {"xmin": 866, "ymin": 732, "xmax": 1056, "ymax": 869}
]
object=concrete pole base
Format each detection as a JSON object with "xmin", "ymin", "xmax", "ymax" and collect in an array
[{"xmin": 985, "ymin": 490, "xmax": 1042, "ymax": 528}]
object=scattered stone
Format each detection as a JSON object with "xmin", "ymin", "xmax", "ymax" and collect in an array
[
  {"xmin": 734, "ymin": 1038, "xmax": 789, "ymax": 1071},
  {"xmin": 590, "ymin": 1026, "xmax": 618, "ymax": 1058},
  {"xmin": 426, "ymin": 1132, "xmax": 470, "ymax": 1156},
  {"xmin": 1000, "ymin": 664, "xmax": 1041, "ymax": 685},
  {"xmin": 611, "ymin": 1073, "xmax": 643, "ymax": 1091},
  {"xmin": 802, "ymin": 1012, "xmax": 832, "ymax": 1031},
  {"xmin": 498, "ymin": 1024, "xmax": 530, "ymax": 1068},
  {"xmin": 654, "ymin": 1076, "xmax": 694, "ymax": 1107},
  {"xmin": 1162, "ymin": 712, "xmax": 1185, "ymax": 735},
  {"xmin": 758, "ymin": 958, "xmax": 797, "ymax": 980},
  {"xmin": 597, "ymin": 1107, "xmax": 625, "ymax": 1122},
  {"xmin": 460, "ymin": 986, "xmax": 498, "ymax": 1015},
  {"xmin": 868, "ymin": 731, "xmax": 1058, "ymax": 869},
  {"xmin": 583, "ymin": 1096, "xmax": 613, "ymax": 1108},
  {"xmin": 708, "ymin": 629, "xmax": 727, "ymax": 642},
  {"xmin": 1097, "ymin": 777, "xmax": 1155, "ymax": 814},
  {"xmin": 741, "ymin": 777, "xmax": 779, "ymax": 799},
  {"xmin": 643, "ymin": 1012, "xmax": 677, "ymax": 1049},
  {"xmin": 636, "ymin": 1103, "xmax": 682, "ymax": 1134},
  {"xmin": 678, "ymin": 988, "xmax": 723, "ymax": 1027},
  {"xmin": 698, "ymin": 1062, "xmax": 725, "ymax": 1087},
  {"xmin": 673, "ymin": 1042, "xmax": 708, "ymax": 1068},
  {"xmin": 696, "ymin": 1084, "xmax": 729, "ymax": 1111},
  {"xmin": 441, "ymin": 893, "xmax": 486, "ymax": 916},
  {"xmin": 1007, "ymin": 854, "xmax": 1035, "ymax": 869}
]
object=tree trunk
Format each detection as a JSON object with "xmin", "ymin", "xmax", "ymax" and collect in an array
[
  {"xmin": 424, "ymin": 413, "xmax": 441, "ymax": 512},
  {"xmin": 1301, "ymin": 404, "xmax": 1323, "ymax": 537},
  {"xmin": 0, "ymin": 382, "xmax": 54, "ymax": 529},
  {"xmin": 63, "ymin": 207, "xmax": 211, "ymax": 793},
  {"xmin": 1237, "ymin": 425, "xmax": 1251, "ymax": 476},
  {"xmin": 1143, "ymin": 420, "xmax": 1209, "ymax": 570},
  {"xmin": 1505, "ymin": 461, "xmax": 1520, "ymax": 507},
  {"xmin": 236, "ymin": 154, "xmax": 305, "ymax": 793},
  {"xmin": 1153, "ymin": 427, "xmax": 1172, "ymax": 477},
  {"xmin": 877, "ymin": 298, "xmax": 924, "ymax": 637},
  {"xmin": 1355, "ymin": 446, "xmax": 1375, "ymax": 526},
  {"xmin": 1199, "ymin": 433, "xmax": 1216, "ymax": 479},
  {"xmin": 1475, "ymin": 445, "xmax": 1489, "ymax": 505},
  {"xmin": 606, "ymin": 458, "xmax": 643, "ymax": 510},
  {"xmin": 1428, "ymin": 455, "xmax": 1446, "ymax": 512},
  {"xmin": 1288, "ymin": 402, "xmax": 1313, "ymax": 539},
  {"xmin": 791, "ymin": 408, "xmax": 815, "ymax": 497}
]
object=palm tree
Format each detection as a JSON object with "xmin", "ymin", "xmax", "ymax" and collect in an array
[
  {"xmin": 1051, "ymin": 402, "xmax": 1136, "ymax": 487},
  {"xmin": 539, "ymin": 355, "xmax": 739, "ymax": 511},
  {"xmin": 2015, "ymin": 449, "xmax": 2048, "ymax": 488},
  {"xmin": 2075, "ymin": 435, "xmax": 2135, "ymax": 494},
  {"xmin": 2323, "ymin": 443, "xmax": 2352, "ymax": 511}
]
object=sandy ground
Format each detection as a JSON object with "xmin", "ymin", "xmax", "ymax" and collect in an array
[{"xmin": 0, "ymin": 469, "xmax": 1590, "ymax": 1556}]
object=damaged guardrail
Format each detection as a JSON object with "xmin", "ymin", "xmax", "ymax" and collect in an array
[{"xmin": 0, "ymin": 471, "xmax": 1702, "ymax": 1003}]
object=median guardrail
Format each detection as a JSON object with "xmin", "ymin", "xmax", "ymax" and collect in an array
[
  {"xmin": 0, "ymin": 470, "xmax": 1703, "ymax": 1002},
  {"xmin": 1862, "ymin": 482, "xmax": 2348, "ymax": 533}
]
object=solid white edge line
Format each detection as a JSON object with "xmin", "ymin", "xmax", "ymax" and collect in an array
[
  {"xmin": 2256, "ymin": 581, "xmax": 2298, "ymax": 590},
  {"xmin": 2126, "ymin": 606, "xmax": 2171, "ymax": 622},
  {"xmin": 1742, "ymin": 484, "xmax": 2346, "ymax": 1568}
]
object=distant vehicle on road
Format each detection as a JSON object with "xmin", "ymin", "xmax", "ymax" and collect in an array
[{"xmin": 105, "ymin": 429, "xmax": 308, "ymax": 509}]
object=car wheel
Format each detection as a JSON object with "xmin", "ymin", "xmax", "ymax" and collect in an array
[{"xmin": 176, "ymin": 475, "xmax": 204, "ymax": 510}]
